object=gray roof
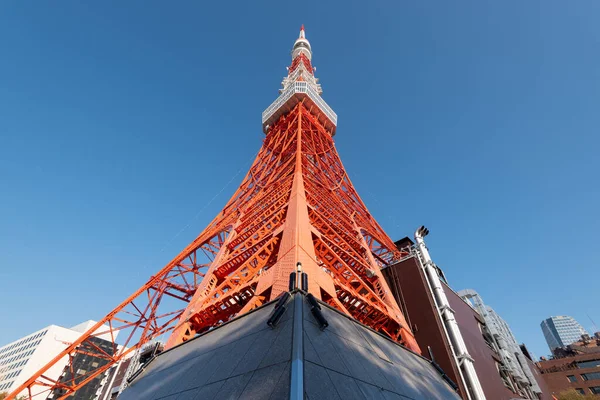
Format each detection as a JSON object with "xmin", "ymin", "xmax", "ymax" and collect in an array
[{"xmin": 119, "ymin": 292, "xmax": 460, "ymax": 400}]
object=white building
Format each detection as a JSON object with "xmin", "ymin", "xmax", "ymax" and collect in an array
[
  {"xmin": 459, "ymin": 289, "xmax": 543, "ymax": 399},
  {"xmin": 0, "ymin": 320, "xmax": 113, "ymax": 398}
]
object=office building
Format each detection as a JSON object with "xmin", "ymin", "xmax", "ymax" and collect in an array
[
  {"xmin": 459, "ymin": 289, "xmax": 545, "ymax": 398},
  {"xmin": 537, "ymin": 332, "xmax": 600, "ymax": 397},
  {"xmin": 541, "ymin": 316, "xmax": 589, "ymax": 353},
  {"xmin": 95, "ymin": 342, "xmax": 162, "ymax": 400},
  {"xmin": 0, "ymin": 321, "xmax": 114, "ymax": 398}
]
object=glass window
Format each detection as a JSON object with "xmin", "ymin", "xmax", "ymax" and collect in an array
[
  {"xmin": 590, "ymin": 386, "xmax": 600, "ymax": 394},
  {"xmin": 576, "ymin": 388, "xmax": 585, "ymax": 395},
  {"xmin": 567, "ymin": 375, "xmax": 577, "ymax": 382},
  {"xmin": 582, "ymin": 372, "xmax": 600, "ymax": 381},
  {"xmin": 577, "ymin": 359, "xmax": 600, "ymax": 369}
]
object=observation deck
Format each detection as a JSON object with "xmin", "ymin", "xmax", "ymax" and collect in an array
[{"xmin": 262, "ymin": 81, "xmax": 337, "ymax": 135}]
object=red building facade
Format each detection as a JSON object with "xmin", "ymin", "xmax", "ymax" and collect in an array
[{"xmin": 537, "ymin": 337, "xmax": 600, "ymax": 397}]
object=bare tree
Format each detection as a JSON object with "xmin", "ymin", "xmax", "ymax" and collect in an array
[
  {"xmin": 558, "ymin": 388, "xmax": 597, "ymax": 400},
  {"xmin": 0, "ymin": 393, "xmax": 28, "ymax": 400}
]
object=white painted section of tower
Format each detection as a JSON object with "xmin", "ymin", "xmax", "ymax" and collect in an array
[
  {"xmin": 292, "ymin": 25, "xmax": 312, "ymax": 60},
  {"xmin": 262, "ymin": 82, "xmax": 337, "ymax": 132},
  {"xmin": 262, "ymin": 26, "xmax": 336, "ymax": 134},
  {"xmin": 414, "ymin": 227, "xmax": 486, "ymax": 400}
]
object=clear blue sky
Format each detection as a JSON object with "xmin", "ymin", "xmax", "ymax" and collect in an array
[{"xmin": 1, "ymin": 1, "xmax": 598, "ymax": 359}]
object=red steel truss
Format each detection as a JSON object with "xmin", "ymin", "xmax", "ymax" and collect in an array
[
  {"xmin": 289, "ymin": 53, "xmax": 313, "ymax": 76},
  {"xmin": 8, "ymin": 27, "xmax": 418, "ymax": 400},
  {"xmin": 166, "ymin": 100, "xmax": 418, "ymax": 351}
]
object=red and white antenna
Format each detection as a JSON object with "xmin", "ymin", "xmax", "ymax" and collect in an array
[{"xmin": 263, "ymin": 25, "xmax": 333, "ymax": 133}]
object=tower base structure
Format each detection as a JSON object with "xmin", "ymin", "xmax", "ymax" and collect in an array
[{"xmin": 119, "ymin": 292, "xmax": 460, "ymax": 400}]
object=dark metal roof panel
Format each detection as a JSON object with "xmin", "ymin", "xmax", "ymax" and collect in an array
[
  {"xmin": 119, "ymin": 292, "xmax": 460, "ymax": 400},
  {"xmin": 304, "ymin": 302, "xmax": 461, "ymax": 400},
  {"xmin": 119, "ymin": 301, "xmax": 293, "ymax": 400}
]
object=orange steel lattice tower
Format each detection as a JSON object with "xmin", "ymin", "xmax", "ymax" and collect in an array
[{"xmin": 8, "ymin": 27, "xmax": 419, "ymax": 400}]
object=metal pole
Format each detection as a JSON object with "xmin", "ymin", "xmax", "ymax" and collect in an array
[
  {"xmin": 100, "ymin": 357, "xmax": 122, "ymax": 400},
  {"xmin": 290, "ymin": 293, "xmax": 304, "ymax": 400},
  {"xmin": 415, "ymin": 226, "xmax": 486, "ymax": 400}
]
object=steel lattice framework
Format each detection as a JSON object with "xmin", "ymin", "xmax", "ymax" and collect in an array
[{"xmin": 8, "ymin": 26, "xmax": 419, "ymax": 400}]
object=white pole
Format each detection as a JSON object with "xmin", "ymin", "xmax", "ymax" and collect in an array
[
  {"xmin": 100, "ymin": 358, "xmax": 122, "ymax": 400},
  {"xmin": 414, "ymin": 226, "xmax": 487, "ymax": 400}
]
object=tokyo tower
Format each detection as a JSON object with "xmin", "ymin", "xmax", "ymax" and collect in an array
[{"xmin": 9, "ymin": 26, "xmax": 426, "ymax": 400}]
